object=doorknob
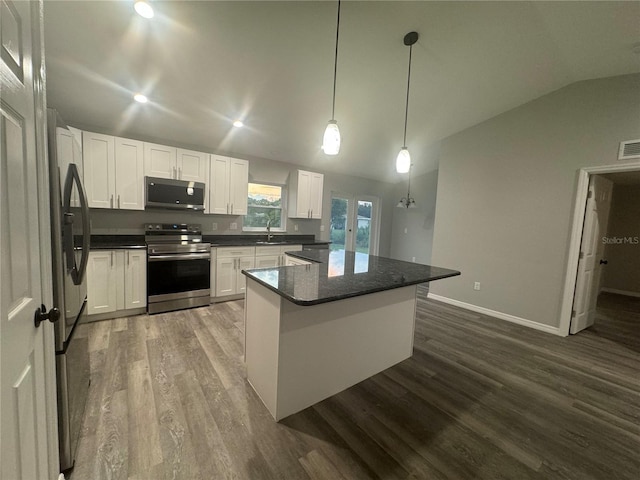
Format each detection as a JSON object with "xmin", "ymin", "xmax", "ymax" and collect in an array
[
  {"xmin": 599, "ymin": 259, "xmax": 608, "ymax": 265},
  {"xmin": 34, "ymin": 304, "xmax": 60, "ymax": 328}
]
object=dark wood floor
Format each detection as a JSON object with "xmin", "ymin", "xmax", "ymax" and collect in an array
[{"xmin": 70, "ymin": 287, "xmax": 640, "ymax": 480}]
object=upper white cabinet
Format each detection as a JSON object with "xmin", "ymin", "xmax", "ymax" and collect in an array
[
  {"xmin": 83, "ymin": 132, "xmax": 144, "ymax": 210},
  {"xmin": 289, "ymin": 170, "xmax": 323, "ymax": 219},
  {"xmin": 144, "ymin": 142, "xmax": 176, "ymax": 179},
  {"xmin": 177, "ymin": 148, "xmax": 208, "ymax": 183},
  {"xmin": 208, "ymin": 155, "xmax": 248, "ymax": 215},
  {"xmin": 144, "ymin": 144, "xmax": 208, "ymax": 182},
  {"xmin": 56, "ymin": 127, "xmax": 83, "ymax": 207}
]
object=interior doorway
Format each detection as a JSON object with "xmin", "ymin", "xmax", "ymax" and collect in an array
[
  {"xmin": 330, "ymin": 193, "xmax": 380, "ymax": 255},
  {"xmin": 561, "ymin": 162, "xmax": 640, "ymax": 336}
]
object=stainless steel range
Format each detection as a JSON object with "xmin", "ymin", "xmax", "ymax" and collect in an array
[{"xmin": 145, "ymin": 223, "xmax": 211, "ymax": 314}]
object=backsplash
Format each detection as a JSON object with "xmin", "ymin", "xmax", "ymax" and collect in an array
[{"xmin": 89, "ymin": 208, "xmax": 321, "ymax": 237}]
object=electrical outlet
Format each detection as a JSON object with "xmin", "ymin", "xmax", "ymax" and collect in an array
[
  {"xmin": 294, "ymin": 224, "xmax": 298, "ymax": 231},
  {"xmin": 474, "ymin": 282, "xmax": 481, "ymax": 291},
  {"xmin": 211, "ymin": 222, "xmax": 217, "ymax": 231},
  {"xmin": 320, "ymin": 224, "xmax": 325, "ymax": 232},
  {"xmin": 404, "ymin": 227, "xmax": 408, "ymax": 234},
  {"xmin": 412, "ymin": 256, "xmax": 416, "ymax": 262},
  {"xmin": 230, "ymin": 222, "xmax": 237, "ymax": 230}
]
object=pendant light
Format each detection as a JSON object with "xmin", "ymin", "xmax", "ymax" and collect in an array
[
  {"xmin": 397, "ymin": 164, "xmax": 417, "ymax": 208},
  {"xmin": 396, "ymin": 31, "xmax": 419, "ymax": 173},
  {"xmin": 322, "ymin": 0, "xmax": 342, "ymax": 155}
]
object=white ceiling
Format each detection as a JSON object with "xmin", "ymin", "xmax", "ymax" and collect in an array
[{"xmin": 43, "ymin": 1, "xmax": 640, "ymax": 183}]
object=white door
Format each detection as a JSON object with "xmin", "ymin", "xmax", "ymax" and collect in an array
[
  {"xmin": 210, "ymin": 155, "xmax": 230, "ymax": 214},
  {"xmin": 87, "ymin": 251, "xmax": 117, "ymax": 315},
  {"xmin": 216, "ymin": 257, "xmax": 236, "ymax": 296},
  {"xmin": 177, "ymin": 148, "xmax": 208, "ymax": 183},
  {"xmin": 115, "ymin": 137, "xmax": 144, "ymax": 210},
  {"xmin": 229, "ymin": 158, "xmax": 249, "ymax": 215},
  {"xmin": 236, "ymin": 256, "xmax": 255, "ymax": 294},
  {"xmin": 570, "ymin": 175, "xmax": 613, "ymax": 334},
  {"xmin": 1, "ymin": 0, "xmax": 54, "ymax": 478},
  {"xmin": 124, "ymin": 250, "xmax": 147, "ymax": 309},
  {"xmin": 83, "ymin": 131, "xmax": 115, "ymax": 208},
  {"xmin": 309, "ymin": 172, "xmax": 324, "ymax": 219},
  {"xmin": 144, "ymin": 142, "xmax": 176, "ymax": 179}
]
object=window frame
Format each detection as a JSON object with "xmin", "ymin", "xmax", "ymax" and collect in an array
[{"xmin": 243, "ymin": 181, "xmax": 287, "ymax": 232}]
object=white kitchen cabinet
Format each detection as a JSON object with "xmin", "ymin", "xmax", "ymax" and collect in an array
[
  {"xmin": 144, "ymin": 143, "xmax": 209, "ymax": 183},
  {"xmin": 87, "ymin": 249, "xmax": 146, "ymax": 316},
  {"xmin": 255, "ymin": 244, "xmax": 303, "ymax": 267},
  {"xmin": 144, "ymin": 142, "xmax": 177, "ymax": 179},
  {"xmin": 208, "ymin": 155, "xmax": 248, "ymax": 215},
  {"xmin": 177, "ymin": 148, "xmax": 209, "ymax": 183},
  {"xmin": 56, "ymin": 127, "xmax": 83, "ymax": 207},
  {"xmin": 285, "ymin": 255, "xmax": 312, "ymax": 266},
  {"xmin": 83, "ymin": 132, "xmax": 144, "ymax": 210},
  {"xmin": 215, "ymin": 246, "xmax": 255, "ymax": 297},
  {"xmin": 289, "ymin": 170, "xmax": 323, "ymax": 219}
]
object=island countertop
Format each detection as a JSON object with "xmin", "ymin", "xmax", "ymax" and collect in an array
[{"xmin": 242, "ymin": 249, "xmax": 460, "ymax": 306}]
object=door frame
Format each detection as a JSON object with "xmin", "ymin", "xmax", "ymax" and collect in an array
[
  {"xmin": 330, "ymin": 192, "xmax": 380, "ymax": 255},
  {"xmin": 559, "ymin": 161, "xmax": 640, "ymax": 336}
]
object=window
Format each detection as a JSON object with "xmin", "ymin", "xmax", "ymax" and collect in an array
[{"xmin": 243, "ymin": 183, "xmax": 286, "ymax": 231}]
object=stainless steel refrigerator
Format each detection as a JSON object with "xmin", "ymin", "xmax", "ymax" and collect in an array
[{"xmin": 47, "ymin": 109, "xmax": 91, "ymax": 472}]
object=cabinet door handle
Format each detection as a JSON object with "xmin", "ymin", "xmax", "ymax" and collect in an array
[
  {"xmin": 178, "ymin": 167, "xmax": 182, "ymax": 179},
  {"xmin": 110, "ymin": 251, "xmax": 114, "ymax": 267},
  {"xmin": 226, "ymin": 203, "xmax": 229, "ymax": 214},
  {"xmin": 110, "ymin": 195, "xmax": 113, "ymax": 208},
  {"xmin": 310, "ymin": 209, "xmax": 313, "ymax": 218},
  {"xmin": 127, "ymin": 250, "xmax": 130, "ymax": 266},
  {"xmin": 173, "ymin": 166, "xmax": 177, "ymax": 179},
  {"xmin": 117, "ymin": 195, "xmax": 121, "ymax": 208},
  {"xmin": 231, "ymin": 203, "xmax": 234, "ymax": 214}
]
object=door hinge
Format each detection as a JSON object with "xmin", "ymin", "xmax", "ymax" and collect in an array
[
  {"xmin": 587, "ymin": 190, "xmax": 593, "ymax": 199},
  {"xmin": 571, "ymin": 309, "xmax": 576, "ymax": 317}
]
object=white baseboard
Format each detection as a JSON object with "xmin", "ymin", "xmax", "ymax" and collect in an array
[
  {"xmin": 601, "ymin": 287, "xmax": 640, "ymax": 298},
  {"xmin": 426, "ymin": 293, "xmax": 561, "ymax": 336}
]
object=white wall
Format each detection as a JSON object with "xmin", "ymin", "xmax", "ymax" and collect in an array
[
  {"xmin": 602, "ymin": 184, "xmax": 640, "ymax": 295},
  {"xmin": 390, "ymin": 170, "xmax": 439, "ymax": 264},
  {"xmin": 430, "ymin": 73, "xmax": 640, "ymax": 329}
]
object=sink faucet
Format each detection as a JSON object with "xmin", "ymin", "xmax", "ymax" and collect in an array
[{"xmin": 266, "ymin": 218, "xmax": 273, "ymax": 242}]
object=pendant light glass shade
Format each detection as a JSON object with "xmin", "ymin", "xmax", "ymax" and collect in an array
[
  {"xmin": 396, "ymin": 147, "xmax": 411, "ymax": 173},
  {"xmin": 322, "ymin": 120, "xmax": 341, "ymax": 155}
]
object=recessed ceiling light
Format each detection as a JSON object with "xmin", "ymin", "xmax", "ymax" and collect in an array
[
  {"xmin": 233, "ymin": 120, "xmax": 244, "ymax": 128},
  {"xmin": 134, "ymin": 1, "xmax": 154, "ymax": 19},
  {"xmin": 134, "ymin": 93, "xmax": 148, "ymax": 103}
]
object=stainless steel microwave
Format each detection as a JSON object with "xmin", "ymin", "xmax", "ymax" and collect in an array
[{"xmin": 145, "ymin": 176, "xmax": 206, "ymax": 210}]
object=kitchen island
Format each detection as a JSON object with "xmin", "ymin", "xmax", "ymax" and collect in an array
[{"xmin": 242, "ymin": 250, "xmax": 460, "ymax": 421}]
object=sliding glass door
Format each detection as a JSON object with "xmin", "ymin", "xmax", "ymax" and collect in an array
[{"xmin": 330, "ymin": 194, "xmax": 379, "ymax": 254}]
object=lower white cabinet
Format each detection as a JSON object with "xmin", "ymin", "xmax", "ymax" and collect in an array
[
  {"xmin": 87, "ymin": 249, "xmax": 146, "ymax": 316},
  {"xmin": 255, "ymin": 244, "xmax": 303, "ymax": 268},
  {"xmin": 216, "ymin": 246, "xmax": 255, "ymax": 297}
]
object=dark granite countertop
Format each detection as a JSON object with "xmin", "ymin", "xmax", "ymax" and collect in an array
[
  {"xmin": 90, "ymin": 234, "xmax": 329, "ymax": 250},
  {"xmin": 90, "ymin": 235, "xmax": 146, "ymax": 250},
  {"xmin": 242, "ymin": 249, "xmax": 460, "ymax": 306}
]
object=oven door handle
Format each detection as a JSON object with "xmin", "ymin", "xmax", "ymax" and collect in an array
[{"xmin": 148, "ymin": 253, "xmax": 211, "ymax": 262}]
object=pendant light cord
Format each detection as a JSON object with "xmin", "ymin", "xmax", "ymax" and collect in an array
[
  {"xmin": 331, "ymin": 0, "xmax": 341, "ymax": 121},
  {"xmin": 402, "ymin": 43, "xmax": 413, "ymax": 148}
]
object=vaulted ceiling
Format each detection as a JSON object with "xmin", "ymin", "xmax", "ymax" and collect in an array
[{"xmin": 43, "ymin": 1, "xmax": 640, "ymax": 183}]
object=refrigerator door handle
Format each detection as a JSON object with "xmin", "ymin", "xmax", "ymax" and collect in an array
[{"xmin": 63, "ymin": 163, "xmax": 91, "ymax": 285}]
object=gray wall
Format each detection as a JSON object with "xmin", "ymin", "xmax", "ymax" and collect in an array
[
  {"xmin": 430, "ymin": 73, "xmax": 640, "ymax": 328},
  {"xmin": 602, "ymin": 184, "xmax": 640, "ymax": 295},
  {"xmin": 390, "ymin": 170, "xmax": 439, "ymax": 264}
]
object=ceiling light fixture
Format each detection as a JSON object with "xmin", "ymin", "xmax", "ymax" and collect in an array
[
  {"xmin": 322, "ymin": 0, "xmax": 342, "ymax": 156},
  {"xmin": 233, "ymin": 120, "xmax": 244, "ymax": 128},
  {"xmin": 133, "ymin": 93, "xmax": 148, "ymax": 103},
  {"xmin": 397, "ymin": 163, "xmax": 417, "ymax": 208},
  {"xmin": 134, "ymin": 1, "xmax": 154, "ymax": 19},
  {"xmin": 396, "ymin": 31, "xmax": 419, "ymax": 174}
]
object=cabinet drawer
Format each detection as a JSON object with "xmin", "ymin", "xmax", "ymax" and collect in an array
[
  {"xmin": 255, "ymin": 245, "xmax": 281, "ymax": 256},
  {"xmin": 281, "ymin": 244, "xmax": 302, "ymax": 253},
  {"xmin": 217, "ymin": 246, "xmax": 255, "ymax": 258}
]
